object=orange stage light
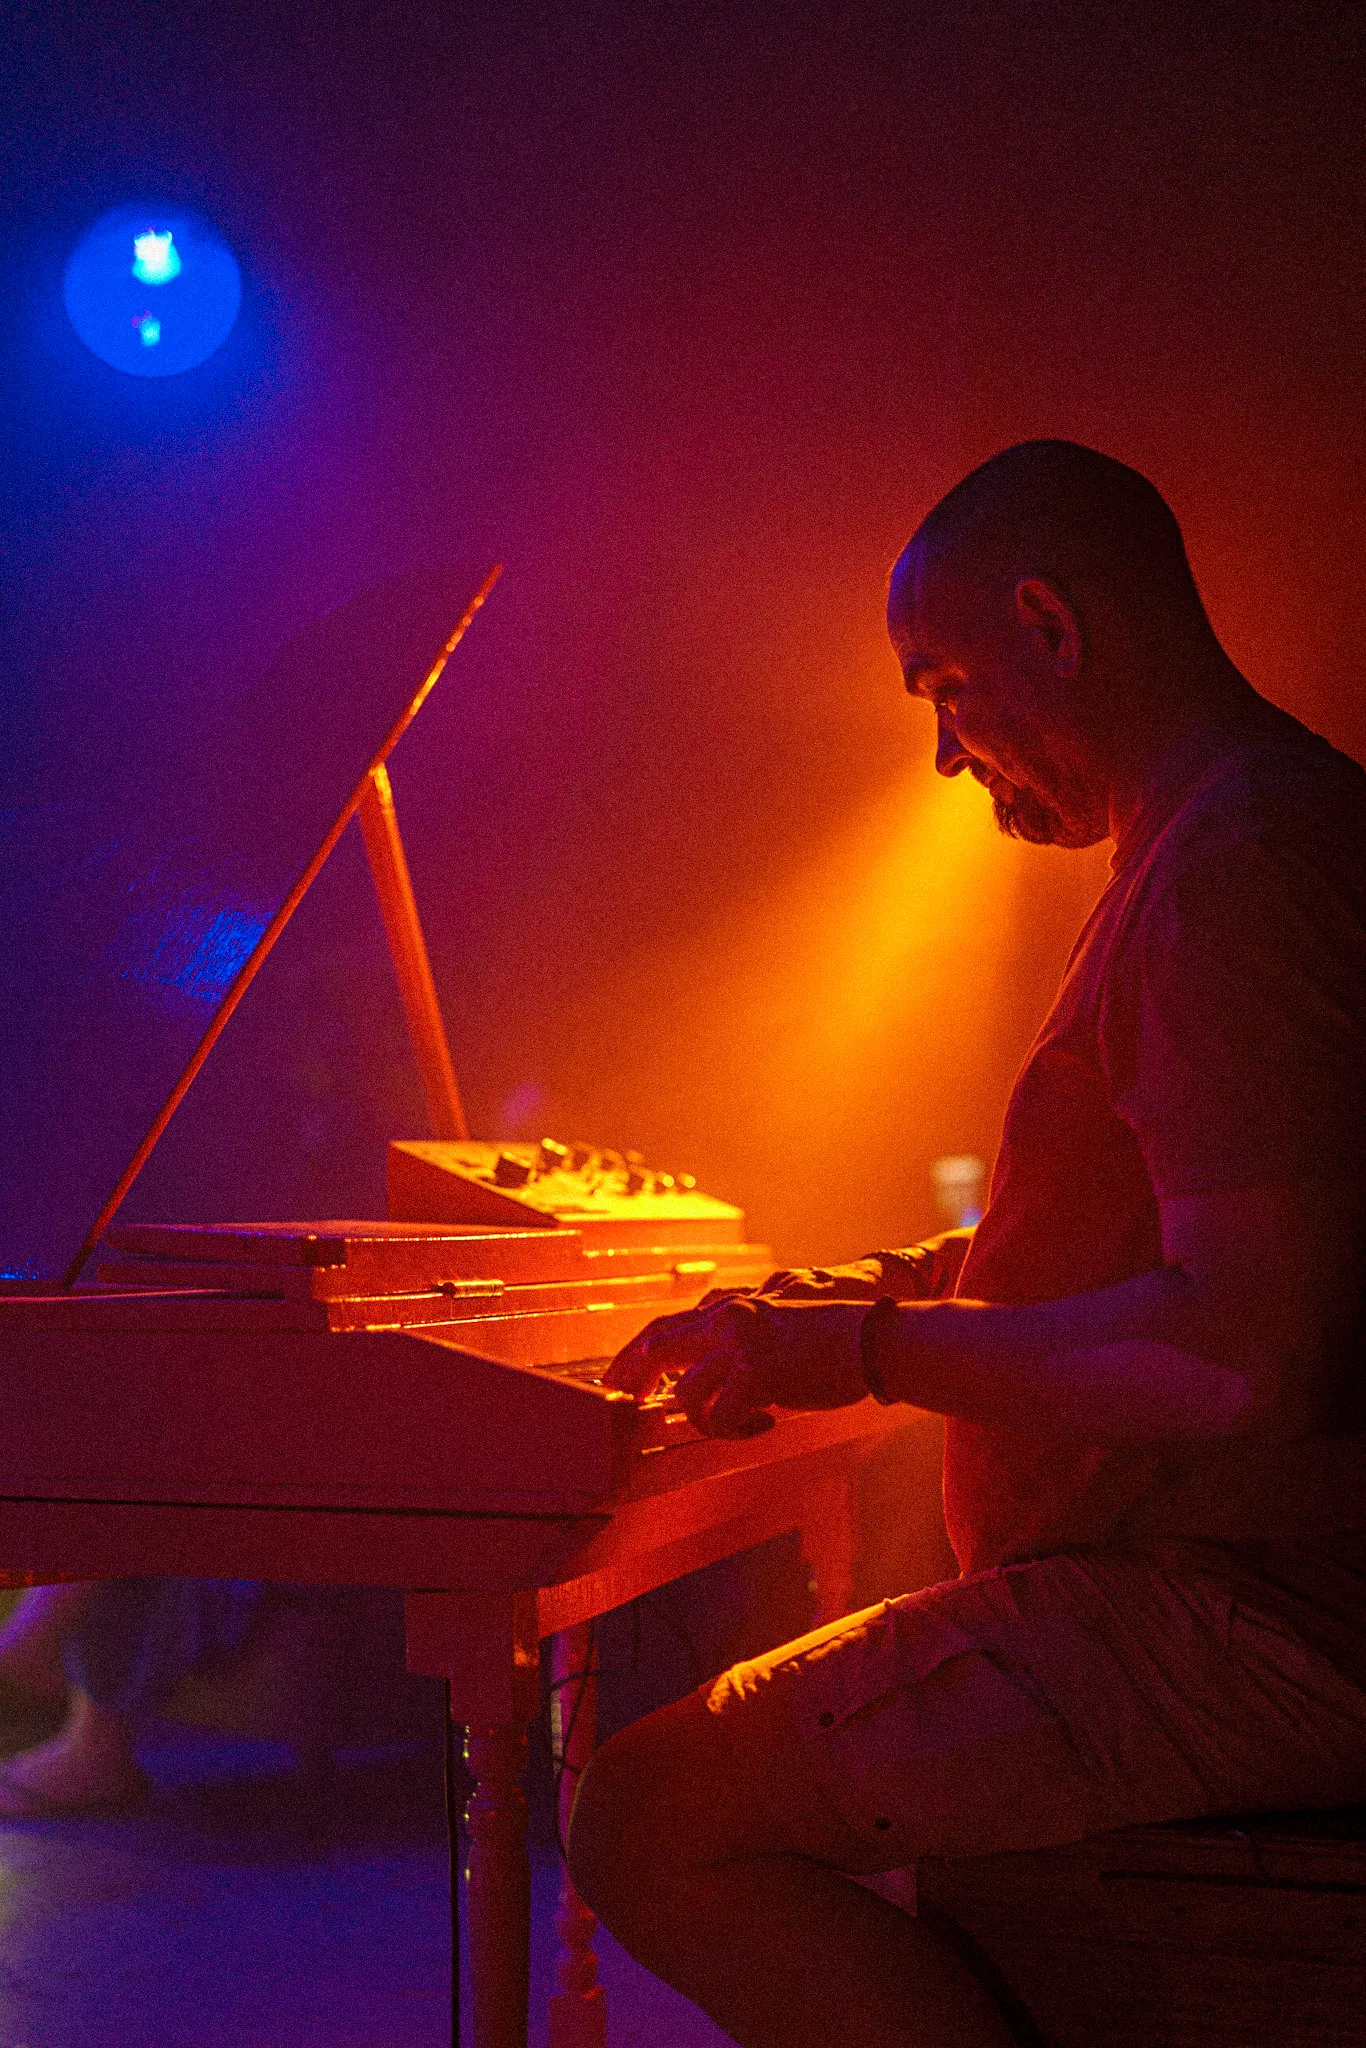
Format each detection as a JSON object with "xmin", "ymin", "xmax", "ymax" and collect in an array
[{"xmin": 585, "ymin": 712, "xmax": 1075, "ymax": 1262}]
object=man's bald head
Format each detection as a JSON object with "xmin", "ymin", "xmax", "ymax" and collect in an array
[
  {"xmin": 893, "ymin": 439, "xmax": 1209, "ymax": 653},
  {"xmin": 886, "ymin": 443, "xmax": 1242, "ymax": 849}
]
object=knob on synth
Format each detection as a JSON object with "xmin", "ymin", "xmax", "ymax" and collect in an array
[{"xmin": 493, "ymin": 1150, "xmax": 534, "ymax": 1188}]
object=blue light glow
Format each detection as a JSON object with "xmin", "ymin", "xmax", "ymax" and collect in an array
[
  {"xmin": 131, "ymin": 229, "xmax": 181, "ymax": 285},
  {"xmin": 64, "ymin": 205, "xmax": 241, "ymax": 377},
  {"xmin": 115, "ymin": 895, "xmax": 269, "ymax": 1010}
]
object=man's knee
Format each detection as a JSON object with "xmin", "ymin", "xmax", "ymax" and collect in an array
[
  {"xmin": 567, "ymin": 1699, "xmax": 697, "ymax": 1926},
  {"xmin": 564, "ymin": 1728, "xmax": 629, "ymax": 1917},
  {"xmin": 567, "ymin": 1674, "xmax": 862, "ymax": 1931}
]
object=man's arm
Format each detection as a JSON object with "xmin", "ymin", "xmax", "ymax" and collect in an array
[
  {"xmin": 609, "ymin": 1183, "xmax": 1358, "ymax": 1442},
  {"xmin": 760, "ymin": 1228, "xmax": 976, "ymax": 1304},
  {"xmin": 880, "ymin": 1182, "xmax": 1356, "ymax": 1439}
]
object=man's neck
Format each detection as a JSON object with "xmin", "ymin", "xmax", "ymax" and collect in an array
[{"xmin": 1104, "ymin": 653, "xmax": 1259, "ymax": 850}]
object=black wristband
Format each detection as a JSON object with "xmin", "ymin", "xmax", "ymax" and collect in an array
[{"xmin": 860, "ymin": 1295, "xmax": 900, "ymax": 1405}]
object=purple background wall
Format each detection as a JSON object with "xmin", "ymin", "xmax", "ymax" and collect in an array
[{"xmin": 2, "ymin": 2, "xmax": 1362, "ymax": 1268}]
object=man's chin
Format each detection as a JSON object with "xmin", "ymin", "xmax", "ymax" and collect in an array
[{"xmin": 989, "ymin": 786, "xmax": 1105, "ymax": 850}]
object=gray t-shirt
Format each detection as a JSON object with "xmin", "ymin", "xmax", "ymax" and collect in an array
[{"xmin": 947, "ymin": 695, "xmax": 1366, "ymax": 1668}]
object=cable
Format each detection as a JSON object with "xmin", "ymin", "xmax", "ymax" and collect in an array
[
  {"xmin": 549, "ymin": 1619, "xmax": 599, "ymax": 1862},
  {"xmin": 544, "ymin": 1594, "xmax": 706, "ymax": 1862},
  {"xmin": 640, "ymin": 1588, "xmax": 705, "ymax": 1689},
  {"xmin": 538, "ymin": 1658, "xmax": 601, "ymax": 1860},
  {"xmin": 443, "ymin": 1678, "xmax": 461, "ymax": 2048}
]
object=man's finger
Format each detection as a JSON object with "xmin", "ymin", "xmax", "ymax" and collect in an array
[
  {"xmin": 603, "ymin": 1305, "xmax": 723, "ymax": 1393},
  {"xmin": 705, "ymin": 1359, "xmax": 776, "ymax": 1437},
  {"xmin": 602, "ymin": 1316, "xmax": 686, "ymax": 1393},
  {"xmin": 674, "ymin": 1344, "xmax": 747, "ymax": 1430},
  {"xmin": 602, "ymin": 1335, "xmax": 657, "ymax": 1395}
]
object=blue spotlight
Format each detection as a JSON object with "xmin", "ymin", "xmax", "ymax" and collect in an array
[
  {"xmin": 131, "ymin": 230, "xmax": 181, "ymax": 285},
  {"xmin": 63, "ymin": 205, "xmax": 241, "ymax": 377}
]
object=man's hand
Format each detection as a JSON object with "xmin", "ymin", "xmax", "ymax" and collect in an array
[{"xmin": 604, "ymin": 1296, "xmax": 871, "ymax": 1437}]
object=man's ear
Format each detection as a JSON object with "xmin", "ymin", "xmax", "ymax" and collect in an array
[{"xmin": 1015, "ymin": 578, "xmax": 1082, "ymax": 678}]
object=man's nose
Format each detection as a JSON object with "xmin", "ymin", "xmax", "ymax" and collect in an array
[{"xmin": 935, "ymin": 724, "xmax": 972, "ymax": 777}]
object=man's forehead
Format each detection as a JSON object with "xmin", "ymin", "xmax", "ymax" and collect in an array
[
  {"xmin": 888, "ymin": 533, "xmax": 997, "ymax": 647},
  {"xmin": 887, "ymin": 539, "xmax": 953, "ymax": 679},
  {"xmin": 889, "ymin": 535, "xmax": 966, "ymax": 619},
  {"xmin": 886, "ymin": 539, "xmax": 922, "ymax": 625}
]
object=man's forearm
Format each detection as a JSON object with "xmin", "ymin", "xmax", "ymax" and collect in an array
[
  {"xmin": 761, "ymin": 1229, "xmax": 975, "ymax": 1305},
  {"xmin": 866, "ymin": 1227, "xmax": 977, "ymax": 1301},
  {"xmin": 876, "ymin": 1265, "xmax": 1254, "ymax": 1440}
]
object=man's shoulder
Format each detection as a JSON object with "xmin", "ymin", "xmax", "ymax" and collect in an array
[
  {"xmin": 1224, "ymin": 708, "xmax": 1366, "ymax": 839},
  {"xmin": 1147, "ymin": 709, "xmax": 1366, "ymax": 908},
  {"xmin": 1074, "ymin": 710, "xmax": 1366, "ymax": 1022}
]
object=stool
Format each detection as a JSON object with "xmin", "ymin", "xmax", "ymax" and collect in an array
[{"xmin": 917, "ymin": 1809, "xmax": 1366, "ymax": 2048}]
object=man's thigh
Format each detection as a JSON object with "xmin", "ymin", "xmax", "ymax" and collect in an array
[
  {"xmin": 688, "ymin": 1588, "xmax": 1120, "ymax": 1874},
  {"xmin": 652, "ymin": 1551, "xmax": 1366, "ymax": 1875},
  {"xmin": 575, "ymin": 1578, "xmax": 1110, "ymax": 1886}
]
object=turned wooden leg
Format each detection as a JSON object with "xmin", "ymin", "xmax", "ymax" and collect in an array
[
  {"xmin": 465, "ymin": 1722, "xmax": 532, "ymax": 2048},
  {"xmin": 547, "ymin": 1622, "xmax": 607, "ymax": 2048}
]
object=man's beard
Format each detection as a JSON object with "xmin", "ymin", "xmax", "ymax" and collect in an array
[
  {"xmin": 988, "ymin": 781, "xmax": 1063, "ymax": 844},
  {"xmin": 971, "ymin": 765, "xmax": 1104, "ymax": 850}
]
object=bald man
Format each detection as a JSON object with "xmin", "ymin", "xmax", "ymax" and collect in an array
[{"xmin": 567, "ymin": 442, "xmax": 1366, "ymax": 2048}]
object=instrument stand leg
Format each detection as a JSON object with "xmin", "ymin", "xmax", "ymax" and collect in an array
[
  {"xmin": 405, "ymin": 1590, "xmax": 541, "ymax": 2048},
  {"xmin": 444, "ymin": 1681, "xmax": 462, "ymax": 2048},
  {"xmin": 465, "ymin": 1723, "xmax": 532, "ymax": 2048},
  {"xmin": 548, "ymin": 1622, "xmax": 607, "ymax": 2048}
]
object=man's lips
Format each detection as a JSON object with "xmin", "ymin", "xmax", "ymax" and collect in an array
[{"xmin": 968, "ymin": 761, "xmax": 1014, "ymax": 800}]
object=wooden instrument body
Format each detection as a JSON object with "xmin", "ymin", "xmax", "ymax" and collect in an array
[
  {"xmin": 0, "ymin": 1274, "xmax": 913, "ymax": 2048},
  {"xmin": 0, "ymin": 1276, "xmax": 908, "ymax": 1607}
]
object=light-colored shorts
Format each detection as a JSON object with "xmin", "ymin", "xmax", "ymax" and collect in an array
[{"xmin": 704, "ymin": 1551, "xmax": 1366, "ymax": 1870}]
